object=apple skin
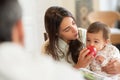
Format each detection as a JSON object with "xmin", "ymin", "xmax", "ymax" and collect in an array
[{"xmin": 87, "ymin": 46, "xmax": 97, "ymax": 57}]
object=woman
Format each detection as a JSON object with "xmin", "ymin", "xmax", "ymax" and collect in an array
[{"xmin": 42, "ymin": 6, "xmax": 94, "ymax": 68}]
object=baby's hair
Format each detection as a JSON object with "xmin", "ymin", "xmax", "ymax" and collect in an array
[{"xmin": 87, "ymin": 22, "xmax": 111, "ymax": 40}]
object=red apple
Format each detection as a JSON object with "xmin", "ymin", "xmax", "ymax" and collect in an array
[{"xmin": 87, "ymin": 46, "xmax": 97, "ymax": 57}]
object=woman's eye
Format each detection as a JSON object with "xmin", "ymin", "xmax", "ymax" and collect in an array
[
  {"xmin": 65, "ymin": 28, "xmax": 70, "ymax": 32},
  {"xmin": 72, "ymin": 21, "xmax": 76, "ymax": 25}
]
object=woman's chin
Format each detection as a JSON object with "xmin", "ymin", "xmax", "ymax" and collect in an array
[
  {"xmin": 72, "ymin": 37, "xmax": 78, "ymax": 40},
  {"xmin": 75, "ymin": 36, "xmax": 79, "ymax": 39}
]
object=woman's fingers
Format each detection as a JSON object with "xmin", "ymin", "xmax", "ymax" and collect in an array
[
  {"xmin": 107, "ymin": 59, "xmax": 117, "ymax": 65},
  {"xmin": 75, "ymin": 48, "xmax": 95, "ymax": 68},
  {"xmin": 79, "ymin": 48, "xmax": 90, "ymax": 58},
  {"xmin": 102, "ymin": 59, "xmax": 120, "ymax": 75},
  {"xmin": 78, "ymin": 48, "xmax": 94, "ymax": 64},
  {"xmin": 85, "ymin": 53, "xmax": 94, "ymax": 63},
  {"xmin": 80, "ymin": 48, "xmax": 88, "ymax": 54}
]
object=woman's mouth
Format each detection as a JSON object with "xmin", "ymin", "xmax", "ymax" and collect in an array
[{"xmin": 74, "ymin": 33, "xmax": 78, "ymax": 38}]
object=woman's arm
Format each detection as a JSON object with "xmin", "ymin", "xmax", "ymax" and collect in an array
[{"xmin": 102, "ymin": 59, "xmax": 120, "ymax": 74}]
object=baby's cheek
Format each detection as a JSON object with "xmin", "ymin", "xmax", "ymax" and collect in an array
[{"xmin": 96, "ymin": 45, "xmax": 104, "ymax": 51}]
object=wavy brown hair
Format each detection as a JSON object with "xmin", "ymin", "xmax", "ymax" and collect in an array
[{"xmin": 44, "ymin": 6, "xmax": 84, "ymax": 63}]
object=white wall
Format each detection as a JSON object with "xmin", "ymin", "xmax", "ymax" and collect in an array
[
  {"xmin": 18, "ymin": 0, "xmax": 119, "ymax": 53},
  {"xmin": 99, "ymin": 0, "xmax": 117, "ymax": 11},
  {"xmin": 18, "ymin": 0, "xmax": 67, "ymax": 53},
  {"xmin": 62, "ymin": 0, "xmax": 76, "ymax": 17}
]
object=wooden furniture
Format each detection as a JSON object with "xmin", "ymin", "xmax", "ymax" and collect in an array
[
  {"xmin": 87, "ymin": 11, "xmax": 120, "ymax": 27},
  {"xmin": 111, "ymin": 34, "xmax": 120, "ymax": 45}
]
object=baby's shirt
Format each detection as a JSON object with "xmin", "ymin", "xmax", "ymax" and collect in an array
[{"xmin": 89, "ymin": 44, "xmax": 120, "ymax": 77}]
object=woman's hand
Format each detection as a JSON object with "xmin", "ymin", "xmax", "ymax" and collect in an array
[
  {"xmin": 102, "ymin": 59, "xmax": 120, "ymax": 75},
  {"xmin": 74, "ymin": 48, "xmax": 94, "ymax": 69}
]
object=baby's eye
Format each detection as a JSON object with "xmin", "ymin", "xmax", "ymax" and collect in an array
[{"xmin": 95, "ymin": 41, "xmax": 99, "ymax": 43}]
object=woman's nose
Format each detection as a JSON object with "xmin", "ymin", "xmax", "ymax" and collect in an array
[{"xmin": 71, "ymin": 26, "xmax": 77, "ymax": 33}]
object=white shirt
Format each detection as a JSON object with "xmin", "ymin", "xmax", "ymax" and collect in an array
[{"xmin": 0, "ymin": 42, "xmax": 84, "ymax": 80}]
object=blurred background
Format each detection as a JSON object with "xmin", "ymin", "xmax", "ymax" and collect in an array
[{"xmin": 18, "ymin": 0, "xmax": 120, "ymax": 53}]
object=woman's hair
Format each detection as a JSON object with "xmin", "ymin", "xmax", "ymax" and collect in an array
[
  {"xmin": 44, "ymin": 6, "xmax": 84, "ymax": 63},
  {"xmin": 87, "ymin": 22, "xmax": 111, "ymax": 40}
]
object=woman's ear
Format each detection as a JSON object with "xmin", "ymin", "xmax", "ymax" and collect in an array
[
  {"xmin": 17, "ymin": 20, "xmax": 24, "ymax": 46},
  {"xmin": 12, "ymin": 20, "xmax": 24, "ymax": 45},
  {"xmin": 12, "ymin": 19, "xmax": 24, "ymax": 46}
]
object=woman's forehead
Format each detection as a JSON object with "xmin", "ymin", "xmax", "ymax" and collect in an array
[{"xmin": 60, "ymin": 17, "xmax": 74, "ymax": 29}]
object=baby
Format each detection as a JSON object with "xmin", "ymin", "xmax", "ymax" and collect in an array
[{"xmin": 86, "ymin": 22, "xmax": 120, "ymax": 79}]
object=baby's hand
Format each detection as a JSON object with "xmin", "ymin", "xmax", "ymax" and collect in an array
[{"xmin": 95, "ymin": 55, "xmax": 105, "ymax": 64}]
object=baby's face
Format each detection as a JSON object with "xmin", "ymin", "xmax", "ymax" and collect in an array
[{"xmin": 86, "ymin": 31, "xmax": 107, "ymax": 51}]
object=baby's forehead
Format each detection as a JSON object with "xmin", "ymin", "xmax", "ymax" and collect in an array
[
  {"xmin": 87, "ymin": 30, "xmax": 103, "ymax": 33},
  {"xmin": 87, "ymin": 31, "xmax": 103, "ymax": 37},
  {"xmin": 87, "ymin": 29, "xmax": 109, "ymax": 39}
]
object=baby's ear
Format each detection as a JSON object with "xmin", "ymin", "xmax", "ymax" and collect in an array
[{"xmin": 106, "ymin": 39, "xmax": 111, "ymax": 44}]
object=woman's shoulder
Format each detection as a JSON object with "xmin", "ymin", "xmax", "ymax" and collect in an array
[
  {"xmin": 78, "ymin": 27, "xmax": 86, "ymax": 31},
  {"xmin": 78, "ymin": 27, "xmax": 87, "ymax": 45},
  {"xmin": 78, "ymin": 28, "xmax": 87, "ymax": 36}
]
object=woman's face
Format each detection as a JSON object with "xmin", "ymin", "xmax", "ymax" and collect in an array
[{"xmin": 58, "ymin": 17, "xmax": 78, "ymax": 43}]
